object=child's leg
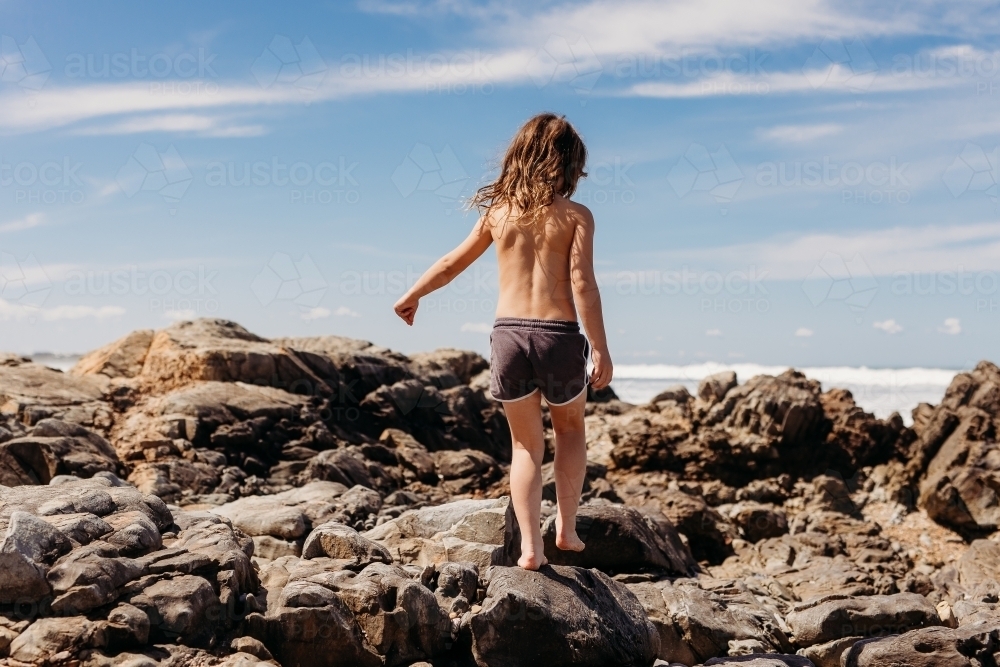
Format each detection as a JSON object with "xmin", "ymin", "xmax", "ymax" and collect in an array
[
  {"xmin": 547, "ymin": 390, "xmax": 588, "ymax": 551},
  {"xmin": 502, "ymin": 390, "xmax": 547, "ymax": 570}
]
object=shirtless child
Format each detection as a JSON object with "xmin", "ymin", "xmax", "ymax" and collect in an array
[{"xmin": 393, "ymin": 113, "xmax": 612, "ymax": 570}]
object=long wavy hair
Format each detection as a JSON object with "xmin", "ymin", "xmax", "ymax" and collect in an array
[{"xmin": 469, "ymin": 113, "xmax": 587, "ymax": 222}]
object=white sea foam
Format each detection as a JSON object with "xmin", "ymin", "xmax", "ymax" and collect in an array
[{"xmin": 610, "ymin": 363, "xmax": 961, "ymax": 425}]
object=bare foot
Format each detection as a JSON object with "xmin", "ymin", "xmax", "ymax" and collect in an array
[
  {"xmin": 518, "ymin": 551, "xmax": 548, "ymax": 570},
  {"xmin": 555, "ymin": 530, "xmax": 585, "ymax": 552},
  {"xmin": 555, "ymin": 517, "xmax": 586, "ymax": 551}
]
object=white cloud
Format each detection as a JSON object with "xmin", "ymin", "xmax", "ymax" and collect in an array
[
  {"xmin": 333, "ymin": 306, "xmax": 361, "ymax": 317},
  {"xmin": 0, "ymin": 300, "xmax": 125, "ymax": 322},
  {"xmin": 758, "ymin": 123, "xmax": 843, "ymax": 143},
  {"xmin": 73, "ymin": 114, "xmax": 267, "ymax": 138},
  {"xmin": 627, "ymin": 65, "xmax": 962, "ymax": 99},
  {"xmin": 795, "ymin": 327, "xmax": 814, "ymax": 337},
  {"xmin": 0, "ymin": 213, "xmax": 45, "ymax": 234},
  {"xmin": 939, "ymin": 317, "xmax": 961, "ymax": 335},
  {"xmin": 705, "ymin": 328, "xmax": 722, "ymax": 336},
  {"xmin": 651, "ymin": 221, "xmax": 1000, "ymax": 279},
  {"xmin": 300, "ymin": 307, "xmax": 329, "ymax": 320},
  {"xmin": 873, "ymin": 319, "xmax": 903, "ymax": 334},
  {"xmin": 461, "ymin": 322, "xmax": 491, "ymax": 333},
  {"xmin": 0, "ymin": 3, "xmax": 988, "ymax": 136},
  {"xmin": 162, "ymin": 309, "xmax": 196, "ymax": 321}
]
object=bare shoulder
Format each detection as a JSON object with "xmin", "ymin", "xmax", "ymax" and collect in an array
[{"xmin": 563, "ymin": 198, "xmax": 594, "ymax": 232}]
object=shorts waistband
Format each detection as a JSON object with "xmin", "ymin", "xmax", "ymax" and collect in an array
[{"xmin": 493, "ymin": 317, "xmax": 580, "ymax": 333}]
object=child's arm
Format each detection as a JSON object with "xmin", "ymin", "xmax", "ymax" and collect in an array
[
  {"xmin": 394, "ymin": 218, "xmax": 493, "ymax": 325},
  {"xmin": 570, "ymin": 208, "xmax": 613, "ymax": 389}
]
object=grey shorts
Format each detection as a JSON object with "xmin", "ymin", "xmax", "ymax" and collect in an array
[{"xmin": 489, "ymin": 317, "xmax": 589, "ymax": 405}]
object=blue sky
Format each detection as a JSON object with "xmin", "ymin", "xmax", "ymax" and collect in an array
[{"xmin": 0, "ymin": 0, "xmax": 999, "ymax": 369}]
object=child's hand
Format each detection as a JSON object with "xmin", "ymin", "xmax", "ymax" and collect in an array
[
  {"xmin": 590, "ymin": 347, "xmax": 613, "ymax": 389},
  {"xmin": 394, "ymin": 293, "xmax": 419, "ymax": 325}
]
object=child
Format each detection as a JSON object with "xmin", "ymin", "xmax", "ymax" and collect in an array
[{"xmin": 393, "ymin": 113, "xmax": 612, "ymax": 570}]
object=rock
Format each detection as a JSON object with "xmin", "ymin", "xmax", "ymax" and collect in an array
[
  {"xmin": 657, "ymin": 490, "xmax": 737, "ymax": 564},
  {"xmin": 0, "ymin": 549, "xmax": 50, "ymax": 603},
  {"xmin": 130, "ymin": 319, "xmax": 336, "ymax": 393},
  {"xmin": 106, "ymin": 602, "xmax": 151, "ymax": 649},
  {"xmin": 729, "ymin": 502, "xmax": 788, "ymax": 543},
  {"xmin": 608, "ymin": 370, "xmax": 900, "ymax": 486},
  {"xmin": 300, "ymin": 448, "xmax": 375, "ymax": 489},
  {"xmin": 956, "ymin": 539, "xmax": 1000, "ymax": 588},
  {"xmin": 104, "ymin": 510, "xmax": 163, "ymax": 555},
  {"xmin": 408, "ymin": 348, "xmax": 488, "ymax": 386},
  {"xmin": 650, "ymin": 385, "xmax": 692, "ymax": 405},
  {"xmin": 301, "ymin": 521, "xmax": 392, "ymax": 567},
  {"xmin": 704, "ymin": 656, "xmax": 815, "ymax": 666},
  {"xmin": 71, "ymin": 329, "xmax": 155, "ymax": 379},
  {"xmin": 471, "ymin": 564, "xmax": 660, "ymax": 667},
  {"xmin": 699, "ymin": 371, "xmax": 738, "ymax": 404},
  {"xmin": 47, "ymin": 547, "xmax": 145, "ymax": 614},
  {"xmin": 231, "ymin": 635, "xmax": 274, "ymax": 661},
  {"xmin": 2, "ymin": 510, "xmax": 72, "ymax": 564},
  {"xmin": 0, "ymin": 437, "xmax": 59, "ymax": 486},
  {"xmin": 434, "ymin": 449, "xmax": 497, "ymax": 479},
  {"xmin": 11, "ymin": 418, "xmax": 121, "ymax": 478},
  {"xmin": 502, "ymin": 502, "xmax": 697, "ymax": 575},
  {"xmin": 913, "ymin": 361, "xmax": 1000, "ymax": 534},
  {"xmin": 796, "ymin": 635, "xmax": 861, "ymax": 667},
  {"xmin": 379, "ymin": 428, "xmax": 437, "ymax": 484},
  {"xmin": 786, "ymin": 593, "xmax": 941, "ymax": 647},
  {"xmin": 366, "ymin": 497, "xmax": 509, "ymax": 568},
  {"xmin": 214, "ymin": 499, "xmax": 308, "ymax": 540},
  {"xmin": 842, "ymin": 616, "xmax": 1000, "ymax": 666},
  {"xmin": 8, "ymin": 616, "xmax": 108, "ymax": 663},
  {"xmin": 250, "ymin": 560, "xmax": 448, "ymax": 667},
  {"xmin": 130, "ymin": 574, "xmax": 221, "ymax": 645},
  {"xmin": 0, "ymin": 355, "xmax": 110, "ymax": 427},
  {"xmin": 628, "ymin": 578, "xmax": 791, "ymax": 665}
]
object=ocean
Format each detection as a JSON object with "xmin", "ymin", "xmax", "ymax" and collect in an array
[{"xmin": 611, "ymin": 363, "xmax": 961, "ymax": 425}]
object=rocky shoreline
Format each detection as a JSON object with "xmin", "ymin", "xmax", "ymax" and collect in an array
[{"xmin": 0, "ymin": 318, "xmax": 998, "ymax": 666}]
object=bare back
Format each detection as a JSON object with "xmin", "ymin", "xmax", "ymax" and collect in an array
[{"xmin": 488, "ymin": 195, "xmax": 591, "ymax": 321}]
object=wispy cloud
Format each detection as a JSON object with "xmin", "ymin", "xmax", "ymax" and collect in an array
[
  {"xmin": 758, "ymin": 123, "xmax": 843, "ymax": 143},
  {"xmin": 2, "ymin": 2, "xmax": 990, "ymax": 136},
  {"xmin": 0, "ymin": 301, "xmax": 126, "ymax": 322},
  {"xmin": 0, "ymin": 213, "xmax": 45, "ymax": 234},
  {"xmin": 653, "ymin": 221, "xmax": 1000, "ymax": 279},
  {"xmin": 72, "ymin": 113, "xmax": 267, "ymax": 137}
]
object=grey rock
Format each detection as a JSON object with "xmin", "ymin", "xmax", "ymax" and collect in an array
[
  {"xmin": 301, "ymin": 521, "xmax": 392, "ymax": 567},
  {"xmin": 786, "ymin": 593, "xmax": 941, "ymax": 647},
  {"xmin": 842, "ymin": 616, "xmax": 1000, "ymax": 666},
  {"xmin": 629, "ymin": 578, "xmax": 791, "ymax": 665},
  {"xmin": 471, "ymin": 564, "xmax": 659, "ymax": 667},
  {"xmin": 502, "ymin": 502, "xmax": 697, "ymax": 576}
]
